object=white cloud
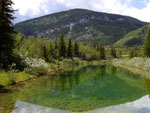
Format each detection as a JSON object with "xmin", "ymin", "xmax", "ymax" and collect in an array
[{"xmin": 12, "ymin": 0, "xmax": 150, "ymax": 23}]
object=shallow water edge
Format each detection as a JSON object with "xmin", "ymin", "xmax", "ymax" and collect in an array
[{"xmin": 12, "ymin": 95, "xmax": 150, "ymax": 113}]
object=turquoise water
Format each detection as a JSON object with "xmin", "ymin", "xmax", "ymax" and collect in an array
[{"xmin": 0, "ymin": 65, "xmax": 149, "ymax": 112}]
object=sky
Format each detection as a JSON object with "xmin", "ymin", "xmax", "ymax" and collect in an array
[{"xmin": 12, "ymin": 0, "xmax": 150, "ymax": 23}]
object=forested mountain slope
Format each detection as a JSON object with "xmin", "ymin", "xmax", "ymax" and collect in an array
[
  {"xmin": 14, "ymin": 9, "xmax": 148, "ymax": 45},
  {"xmin": 114, "ymin": 24, "xmax": 150, "ymax": 46}
]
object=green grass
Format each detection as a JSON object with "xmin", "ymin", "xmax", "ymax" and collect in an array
[
  {"xmin": 0, "ymin": 70, "xmax": 34, "ymax": 86},
  {"xmin": 0, "ymin": 58, "xmax": 103, "ymax": 87},
  {"xmin": 122, "ymin": 55, "xmax": 129, "ymax": 59}
]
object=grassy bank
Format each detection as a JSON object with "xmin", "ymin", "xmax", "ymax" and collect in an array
[
  {"xmin": 113, "ymin": 57, "xmax": 150, "ymax": 70},
  {"xmin": 0, "ymin": 58, "xmax": 107, "ymax": 87},
  {"xmin": 113, "ymin": 57, "xmax": 150, "ymax": 80}
]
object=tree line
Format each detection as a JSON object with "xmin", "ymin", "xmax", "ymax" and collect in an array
[
  {"xmin": 1, "ymin": 0, "xmax": 150, "ymax": 71},
  {"xmin": 14, "ymin": 32, "xmax": 107, "ymax": 62}
]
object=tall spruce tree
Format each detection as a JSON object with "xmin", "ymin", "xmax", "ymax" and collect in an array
[
  {"xmin": 0, "ymin": 0, "xmax": 15, "ymax": 68},
  {"xmin": 59, "ymin": 34, "xmax": 66, "ymax": 58},
  {"xmin": 54, "ymin": 41, "xmax": 58, "ymax": 58},
  {"xmin": 67, "ymin": 39, "xmax": 73, "ymax": 58},
  {"xmin": 110, "ymin": 47, "xmax": 117, "ymax": 58},
  {"xmin": 48, "ymin": 41, "xmax": 53, "ymax": 58},
  {"xmin": 74, "ymin": 41, "xmax": 79, "ymax": 57},
  {"xmin": 99, "ymin": 45, "xmax": 105, "ymax": 59},
  {"xmin": 54, "ymin": 41, "xmax": 58, "ymax": 49},
  {"xmin": 43, "ymin": 45, "xmax": 49, "ymax": 62},
  {"xmin": 143, "ymin": 30, "xmax": 150, "ymax": 57},
  {"xmin": 129, "ymin": 50, "xmax": 134, "ymax": 59},
  {"xmin": 118, "ymin": 50, "xmax": 122, "ymax": 58},
  {"xmin": 93, "ymin": 41, "xmax": 96, "ymax": 49}
]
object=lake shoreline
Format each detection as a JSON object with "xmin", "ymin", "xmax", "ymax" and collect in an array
[
  {"xmin": 113, "ymin": 57, "xmax": 150, "ymax": 71},
  {"xmin": 1, "ymin": 57, "xmax": 150, "ymax": 88},
  {"xmin": 0, "ymin": 59, "xmax": 109, "ymax": 88},
  {"xmin": 113, "ymin": 57, "xmax": 150, "ymax": 79}
]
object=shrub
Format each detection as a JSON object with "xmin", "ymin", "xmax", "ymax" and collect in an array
[
  {"xmin": 24, "ymin": 67, "xmax": 38, "ymax": 76},
  {"xmin": 24, "ymin": 66, "xmax": 48, "ymax": 76},
  {"xmin": 34, "ymin": 66, "xmax": 48, "ymax": 76}
]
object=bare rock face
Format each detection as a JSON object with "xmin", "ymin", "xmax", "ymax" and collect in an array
[{"xmin": 12, "ymin": 95, "xmax": 150, "ymax": 113}]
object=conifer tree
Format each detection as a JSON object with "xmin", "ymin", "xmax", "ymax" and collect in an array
[
  {"xmin": 59, "ymin": 34, "xmax": 66, "ymax": 58},
  {"xmin": 93, "ymin": 41, "xmax": 96, "ymax": 49},
  {"xmin": 67, "ymin": 39, "xmax": 73, "ymax": 58},
  {"xmin": 47, "ymin": 41, "xmax": 54, "ymax": 60},
  {"xmin": 96, "ymin": 45, "xmax": 100, "ymax": 51},
  {"xmin": 54, "ymin": 41, "xmax": 58, "ymax": 58},
  {"xmin": 118, "ymin": 50, "xmax": 122, "ymax": 58},
  {"xmin": 74, "ymin": 41, "xmax": 79, "ymax": 57},
  {"xmin": 43, "ymin": 45, "xmax": 48, "ymax": 62},
  {"xmin": 129, "ymin": 50, "xmax": 137, "ymax": 59},
  {"xmin": 0, "ymin": 0, "xmax": 16, "ymax": 68},
  {"xmin": 110, "ymin": 47, "xmax": 117, "ymax": 58},
  {"xmin": 143, "ymin": 30, "xmax": 150, "ymax": 57},
  {"xmin": 99, "ymin": 45, "xmax": 105, "ymax": 59},
  {"xmin": 129, "ymin": 50, "xmax": 134, "ymax": 59},
  {"xmin": 54, "ymin": 41, "xmax": 58, "ymax": 49}
]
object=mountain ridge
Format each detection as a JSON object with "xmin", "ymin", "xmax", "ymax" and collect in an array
[
  {"xmin": 14, "ymin": 8, "xmax": 149, "ymax": 45},
  {"xmin": 114, "ymin": 24, "xmax": 150, "ymax": 46}
]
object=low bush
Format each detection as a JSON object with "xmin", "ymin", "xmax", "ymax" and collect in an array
[
  {"xmin": 24, "ymin": 67, "xmax": 38, "ymax": 76},
  {"xmin": 24, "ymin": 66, "xmax": 48, "ymax": 76},
  {"xmin": 34, "ymin": 66, "xmax": 48, "ymax": 76}
]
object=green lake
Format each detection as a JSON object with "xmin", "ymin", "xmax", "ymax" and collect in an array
[{"xmin": 0, "ymin": 65, "xmax": 150, "ymax": 112}]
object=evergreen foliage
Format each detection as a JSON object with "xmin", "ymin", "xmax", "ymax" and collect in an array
[
  {"xmin": 143, "ymin": 30, "xmax": 150, "ymax": 57},
  {"xmin": 110, "ymin": 47, "xmax": 117, "ymax": 58},
  {"xmin": 129, "ymin": 50, "xmax": 137, "ymax": 59},
  {"xmin": 59, "ymin": 34, "xmax": 66, "ymax": 58},
  {"xmin": 43, "ymin": 45, "xmax": 48, "ymax": 62},
  {"xmin": 117, "ymin": 50, "xmax": 122, "ymax": 58},
  {"xmin": 47, "ymin": 41, "xmax": 54, "ymax": 59},
  {"xmin": 115, "ymin": 24, "xmax": 150, "ymax": 46},
  {"xmin": 74, "ymin": 41, "xmax": 79, "ymax": 57},
  {"xmin": 99, "ymin": 45, "xmax": 105, "ymax": 59},
  {"xmin": 14, "ymin": 9, "xmax": 147, "ymax": 45},
  {"xmin": 93, "ymin": 41, "xmax": 96, "ymax": 49},
  {"xmin": 67, "ymin": 39, "xmax": 73, "ymax": 58},
  {"xmin": 0, "ymin": 0, "xmax": 15, "ymax": 69}
]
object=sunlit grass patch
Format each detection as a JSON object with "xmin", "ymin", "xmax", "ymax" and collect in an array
[{"xmin": 0, "ymin": 70, "xmax": 34, "ymax": 86}]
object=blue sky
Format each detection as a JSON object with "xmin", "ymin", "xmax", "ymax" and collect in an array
[{"xmin": 12, "ymin": 0, "xmax": 150, "ymax": 23}]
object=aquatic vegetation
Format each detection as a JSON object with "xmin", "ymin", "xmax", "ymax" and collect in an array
[{"xmin": 0, "ymin": 65, "xmax": 148, "ymax": 112}]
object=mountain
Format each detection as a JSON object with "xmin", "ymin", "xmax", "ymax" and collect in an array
[
  {"xmin": 114, "ymin": 24, "xmax": 150, "ymax": 46},
  {"xmin": 14, "ymin": 9, "xmax": 149, "ymax": 45}
]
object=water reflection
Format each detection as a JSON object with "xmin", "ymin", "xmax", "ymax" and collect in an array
[
  {"xmin": 142, "ymin": 77, "xmax": 150, "ymax": 95},
  {"xmin": 1, "ymin": 65, "xmax": 150, "ymax": 112}
]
